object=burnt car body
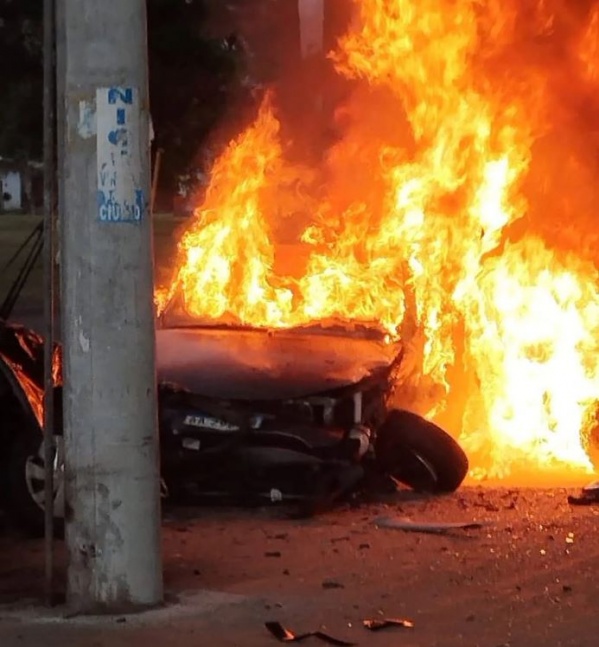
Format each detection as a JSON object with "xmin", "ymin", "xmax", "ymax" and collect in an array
[{"xmin": 0, "ymin": 318, "xmax": 469, "ymax": 535}]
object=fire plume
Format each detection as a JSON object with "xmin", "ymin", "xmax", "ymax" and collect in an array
[{"xmin": 158, "ymin": 1, "xmax": 599, "ymax": 480}]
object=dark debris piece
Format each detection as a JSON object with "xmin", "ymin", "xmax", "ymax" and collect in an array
[
  {"xmin": 568, "ymin": 480, "xmax": 599, "ymax": 506},
  {"xmin": 363, "ymin": 618, "xmax": 414, "ymax": 631},
  {"xmin": 265, "ymin": 622, "xmax": 355, "ymax": 646},
  {"xmin": 567, "ymin": 494, "xmax": 596, "ymax": 505},
  {"xmin": 374, "ymin": 516, "xmax": 486, "ymax": 533}
]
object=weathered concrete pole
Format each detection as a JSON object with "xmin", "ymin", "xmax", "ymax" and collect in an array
[{"xmin": 57, "ymin": 0, "xmax": 163, "ymax": 613}]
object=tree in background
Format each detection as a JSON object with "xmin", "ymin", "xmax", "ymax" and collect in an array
[
  {"xmin": 0, "ymin": 0, "xmax": 43, "ymax": 163},
  {"xmin": 0, "ymin": 0, "xmax": 247, "ymax": 204},
  {"xmin": 147, "ymin": 0, "xmax": 252, "ymax": 200}
]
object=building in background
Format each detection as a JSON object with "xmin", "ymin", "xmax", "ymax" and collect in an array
[
  {"xmin": 0, "ymin": 158, "xmax": 43, "ymax": 214},
  {"xmin": 0, "ymin": 165, "xmax": 21, "ymax": 211}
]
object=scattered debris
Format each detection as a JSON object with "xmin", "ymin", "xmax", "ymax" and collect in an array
[
  {"xmin": 568, "ymin": 481, "xmax": 599, "ymax": 506},
  {"xmin": 266, "ymin": 616, "xmax": 414, "ymax": 644},
  {"xmin": 265, "ymin": 621, "xmax": 355, "ymax": 645},
  {"xmin": 363, "ymin": 618, "xmax": 414, "ymax": 631},
  {"xmin": 374, "ymin": 516, "xmax": 487, "ymax": 534},
  {"xmin": 322, "ymin": 579, "xmax": 345, "ymax": 590}
]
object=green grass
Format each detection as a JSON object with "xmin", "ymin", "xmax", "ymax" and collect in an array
[
  {"xmin": 0, "ymin": 213, "xmax": 187, "ymax": 311},
  {"xmin": 0, "ymin": 214, "xmax": 44, "ymax": 307}
]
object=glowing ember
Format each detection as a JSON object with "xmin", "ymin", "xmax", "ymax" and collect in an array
[{"xmin": 158, "ymin": 1, "xmax": 599, "ymax": 479}]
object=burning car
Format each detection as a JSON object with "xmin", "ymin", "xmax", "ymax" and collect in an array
[
  {"xmin": 7, "ymin": 0, "xmax": 599, "ymax": 535},
  {"xmin": 0, "ymin": 316, "xmax": 468, "ymax": 536}
]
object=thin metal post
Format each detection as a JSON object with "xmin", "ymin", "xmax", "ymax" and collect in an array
[
  {"xmin": 58, "ymin": 0, "xmax": 163, "ymax": 613},
  {"xmin": 298, "ymin": 0, "xmax": 324, "ymax": 59},
  {"xmin": 151, "ymin": 148, "xmax": 163, "ymax": 216},
  {"xmin": 42, "ymin": 0, "xmax": 56, "ymax": 606}
]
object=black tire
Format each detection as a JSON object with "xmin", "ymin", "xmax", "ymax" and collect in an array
[
  {"xmin": 6, "ymin": 422, "xmax": 64, "ymax": 538},
  {"xmin": 375, "ymin": 409, "xmax": 468, "ymax": 493}
]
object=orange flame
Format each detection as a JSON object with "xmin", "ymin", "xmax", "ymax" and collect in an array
[
  {"xmin": 579, "ymin": 5, "xmax": 599, "ymax": 84},
  {"xmin": 159, "ymin": 1, "xmax": 599, "ymax": 480}
]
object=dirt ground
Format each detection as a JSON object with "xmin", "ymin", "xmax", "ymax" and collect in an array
[{"xmin": 0, "ymin": 486, "xmax": 598, "ymax": 647}]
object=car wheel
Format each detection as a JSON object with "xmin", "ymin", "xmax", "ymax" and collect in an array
[
  {"xmin": 7, "ymin": 424, "xmax": 65, "ymax": 537},
  {"xmin": 375, "ymin": 409, "xmax": 468, "ymax": 493}
]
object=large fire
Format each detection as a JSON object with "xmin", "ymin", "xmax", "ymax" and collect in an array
[{"xmin": 157, "ymin": 0, "xmax": 599, "ymax": 481}]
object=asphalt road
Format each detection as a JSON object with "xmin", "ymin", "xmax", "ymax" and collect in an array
[{"xmin": 0, "ymin": 486, "xmax": 598, "ymax": 647}]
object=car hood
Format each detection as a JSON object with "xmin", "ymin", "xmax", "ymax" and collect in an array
[{"xmin": 156, "ymin": 327, "xmax": 402, "ymax": 400}]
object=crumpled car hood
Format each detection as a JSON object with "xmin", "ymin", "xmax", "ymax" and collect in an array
[
  {"xmin": 0, "ymin": 322, "xmax": 402, "ymax": 420},
  {"xmin": 156, "ymin": 327, "xmax": 402, "ymax": 400}
]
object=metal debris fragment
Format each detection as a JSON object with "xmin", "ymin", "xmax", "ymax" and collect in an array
[
  {"xmin": 363, "ymin": 617, "xmax": 414, "ymax": 631},
  {"xmin": 374, "ymin": 516, "xmax": 487, "ymax": 534},
  {"xmin": 265, "ymin": 621, "xmax": 355, "ymax": 646}
]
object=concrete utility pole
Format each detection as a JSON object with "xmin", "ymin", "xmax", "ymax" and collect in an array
[{"xmin": 57, "ymin": 0, "xmax": 162, "ymax": 613}]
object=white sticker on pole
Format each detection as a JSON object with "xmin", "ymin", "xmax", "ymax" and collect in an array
[
  {"xmin": 298, "ymin": 0, "xmax": 324, "ymax": 59},
  {"xmin": 96, "ymin": 87, "xmax": 145, "ymax": 224}
]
